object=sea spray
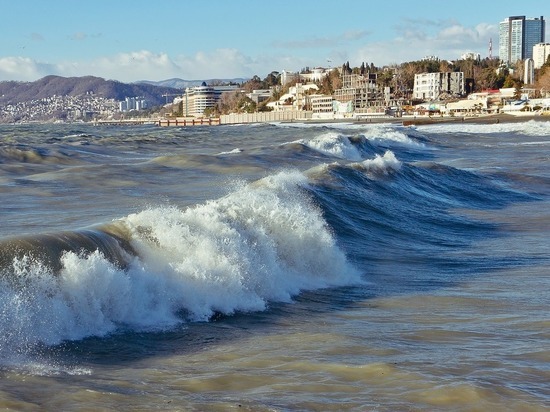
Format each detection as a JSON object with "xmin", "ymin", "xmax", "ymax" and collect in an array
[
  {"xmin": 295, "ymin": 132, "xmax": 364, "ymax": 160},
  {"xmin": 0, "ymin": 170, "xmax": 360, "ymax": 361},
  {"xmin": 124, "ymin": 170, "xmax": 361, "ymax": 320},
  {"xmin": 353, "ymin": 150, "xmax": 402, "ymax": 176}
]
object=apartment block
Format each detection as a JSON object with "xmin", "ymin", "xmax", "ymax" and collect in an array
[{"xmin": 413, "ymin": 72, "xmax": 465, "ymax": 101}]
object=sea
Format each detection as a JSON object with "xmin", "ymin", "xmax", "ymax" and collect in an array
[{"xmin": 0, "ymin": 119, "xmax": 548, "ymax": 411}]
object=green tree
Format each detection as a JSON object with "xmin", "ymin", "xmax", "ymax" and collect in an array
[
  {"xmin": 263, "ymin": 71, "xmax": 280, "ymax": 87},
  {"xmin": 377, "ymin": 70, "xmax": 394, "ymax": 88},
  {"xmin": 319, "ymin": 69, "xmax": 341, "ymax": 95}
]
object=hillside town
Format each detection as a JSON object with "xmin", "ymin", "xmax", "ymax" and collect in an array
[
  {"xmin": 1, "ymin": 15, "xmax": 550, "ymax": 124},
  {"xmin": 0, "ymin": 93, "xmax": 119, "ymax": 123}
]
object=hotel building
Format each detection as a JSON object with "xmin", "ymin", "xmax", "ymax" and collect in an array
[{"xmin": 180, "ymin": 83, "xmax": 238, "ymax": 117}]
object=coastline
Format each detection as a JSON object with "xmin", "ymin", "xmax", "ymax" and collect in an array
[
  {"xmin": 400, "ymin": 112, "xmax": 550, "ymax": 126},
  {"xmin": 288, "ymin": 112, "xmax": 550, "ymax": 127}
]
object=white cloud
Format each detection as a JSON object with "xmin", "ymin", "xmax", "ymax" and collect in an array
[
  {"xmin": 355, "ymin": 21, "xmax": 497, "ymax": 66},
  {"xmin": 0, "ymin": 57, "xmax": 58, "ymax": 81},
  {"xmin": 0, "ymin": 21, "xmax": 500, "ymax": 84},
  {"xmin": 0, "ymin": 49, "xmax": 265, "ymax": 82}
]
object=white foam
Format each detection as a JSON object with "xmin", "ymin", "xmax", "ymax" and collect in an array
[
  {"xmin": 295, "ymin": 132, "xmax": 363, "ymax": 160},
  {"xmin": 360, "ymin": 124, "xmax": 423, "ymax": 146},
  {"xmin": 416, "ymin": 119, "xmax": 550, "ymax": 136},
  {"xmin": 218, "ymin": 148, "xmax": 243, "ymax": 155},
  {"xmin": 352, "ymin": 151, "xmax": 402, "ymax": 175},
  {"xmin": 0, "ymin": 170, "xmax": 360, "ymax": 361}
]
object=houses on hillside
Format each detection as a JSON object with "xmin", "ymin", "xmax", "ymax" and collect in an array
[{"xmin": 172, "ymin": 67, "xmax": 468, "ymax": 121}]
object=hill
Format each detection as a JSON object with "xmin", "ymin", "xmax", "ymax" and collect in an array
[{"xmin": 0, "ymin": 75, "xmax": 182, "ymax": 107}]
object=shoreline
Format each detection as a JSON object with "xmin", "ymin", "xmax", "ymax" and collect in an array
[
  {"xmin": 400, "ymin": 112, "xmax": 550, "ymax": 126},
  {"xmin": 302, "ymin": 112, "xmax": 550, "ymax": 126}
]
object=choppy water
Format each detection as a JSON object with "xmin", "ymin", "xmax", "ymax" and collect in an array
[{"xmin": 0, "ymin": 120, "xmax": 549, "ymax": 411}]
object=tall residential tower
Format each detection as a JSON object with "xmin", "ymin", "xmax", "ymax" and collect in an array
[{"xmin": 498, "ymin": 16, "xmax": 545, "ymax": 65}]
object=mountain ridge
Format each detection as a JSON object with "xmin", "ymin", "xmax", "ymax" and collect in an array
[{"xmin": 0, "ymin": 75, "xmax": 245, "ymax": 107}]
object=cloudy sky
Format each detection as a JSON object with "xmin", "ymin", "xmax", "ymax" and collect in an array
[{"xmin": 0, "ymin": 0, "xmax": 547, "ymax": 83}]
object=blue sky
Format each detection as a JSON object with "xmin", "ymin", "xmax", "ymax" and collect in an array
[{"xmin": 0, "ymin": 0, "xmax": 547, "ymax": 83}]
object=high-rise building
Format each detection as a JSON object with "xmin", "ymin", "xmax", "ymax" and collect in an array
[{"xmin": 499, "ymin": 16, "xmax": 545, "ymax": 65}]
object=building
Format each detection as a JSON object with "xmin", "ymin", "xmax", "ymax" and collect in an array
[
  {"xmin": 499, "ymin": 16, "xmax": 545, "ymax": 65},
  {"xmin": 333, "ymin": 73, "xmax": 380, "ymax": 110},
  {"xmin": 413, "ymin": 72, "xmax": 465, "ymax": 101},
  {"xmin": 280, "ymin": 70, "xmax": 299, "ymax": 86},
  {"xmin": 246, "ymin": 89, "xmax": 272, "ymax": 105},
  {"xmin": 460, "ymin": 52, "xmax": 481, "ymax": 61},
  {"xmin": 299, "ymin": 68, "xmax": 329, "ymax": 83},
  {"xmin": 180, "ymin": 83, "xmax": 238, "ymax": 117},
  {"xmin": 524, "ymin": 58, "xmax": 535, "ymax": 85},
  {"xmin": 266, "ymin": 83, "xmax": 319, "ymax": 112},
  {"xmin": 533, "ymin": 42, "xmax": 550, "ymax": 68},
  {"xmin": 310, "ymin": 94, "xmax": 334, "ymax": 119},
  {"xmin": 119, "ymin": 96, "xmax": 147, "ymax": 112}
]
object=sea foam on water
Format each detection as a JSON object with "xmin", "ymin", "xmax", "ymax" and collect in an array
[{"xmin": 0, "ymin": 169, "xmax": 360, "ymax": 361}]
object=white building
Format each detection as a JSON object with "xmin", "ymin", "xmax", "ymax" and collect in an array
[
  {"xmin": 267, "ymin": 83, "xmax": 319, "ymax": 112},
  {"xmin": 533, "ymin": 43, "xmax": 550, "ymax": 68},
  {"xmin": 280, "ymin": 70, "xmax": 299, "ymax": 86},
  {"xmin": 460, "ymin": 52, "xmax": 481, "ymax": 61},
  {"xmin": 180, "ymin": 83, "xmax": 239, "ymax": 117},
  {"xmin": 413, "ymin": 72, "xmax": 465, "ymax": 101},
  {"xmin": 524, "ymin": 58, "xmax": 535, "ymax": 85},
  {"xmin": 299, "ymin": 68, "xmax": 329, "ymax": 83},
  {"xmin": 119, "ymin": 96, "xmax": 147, "ymax": 112},
  {"xmin": 310, "ymin": 94, "xmax": 334, "ymax": 119}
]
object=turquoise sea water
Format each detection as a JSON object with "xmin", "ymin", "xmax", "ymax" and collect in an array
[{"xmin": 0, "ymin": 121, "xmax": 549, "ymax": 411}]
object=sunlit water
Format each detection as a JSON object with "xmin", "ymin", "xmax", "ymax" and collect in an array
[{"xmin": 0, "ymin": 121, "xmax": 548, "ymax": 411}]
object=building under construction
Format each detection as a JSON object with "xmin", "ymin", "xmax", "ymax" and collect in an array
[{"xmin": 333, "ymin": 73, "xmax": 398, "ymax": 114}]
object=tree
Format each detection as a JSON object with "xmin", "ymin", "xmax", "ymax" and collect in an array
[
  {"xmin": 342, "ymin": 61, "xmax": 352, "ymax": 75},
  {"xmin": 377, "ymin": 70, "xmax": 394, "ymax": 88},
  {"xmin": 503, "ymin": 74, "xmax": 520, "ymax": 89},
  {"xmin": 319, "ymin": 69, "xmax": 341, "ymax": 95},
  {"xmin": 263, "ymin": 71, "xmax": 280, "ymax": 87},
  {"xmin": 241, "ymin": 75, "xmax": 264, "ymax": 92},
  {"xmin": 536, "ymin": 70, "xmax": 550, "ymax": 97},
  {"xmin": 476, "ymin": 67, "xmax": 505, "ymax": 91},
  {"xmin": 513, "ymin": 84, "xmax": 523, "ymax": 100},
  {"xmin": 215, "ymin": 90, "xmax": 242, "ymax": 115},
  {"xmin": 439, "ymin": 60, "xmax": 451, "ymax": 72}
]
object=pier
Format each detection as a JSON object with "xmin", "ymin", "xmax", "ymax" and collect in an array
[{"xmin": 157, "ymin": 117, "xmax": 220, "ymax": 127}]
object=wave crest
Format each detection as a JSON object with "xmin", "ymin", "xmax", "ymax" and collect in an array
[{"xmin": 0, "ymin": 170, "xmax": 360, "ymax": 359}]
